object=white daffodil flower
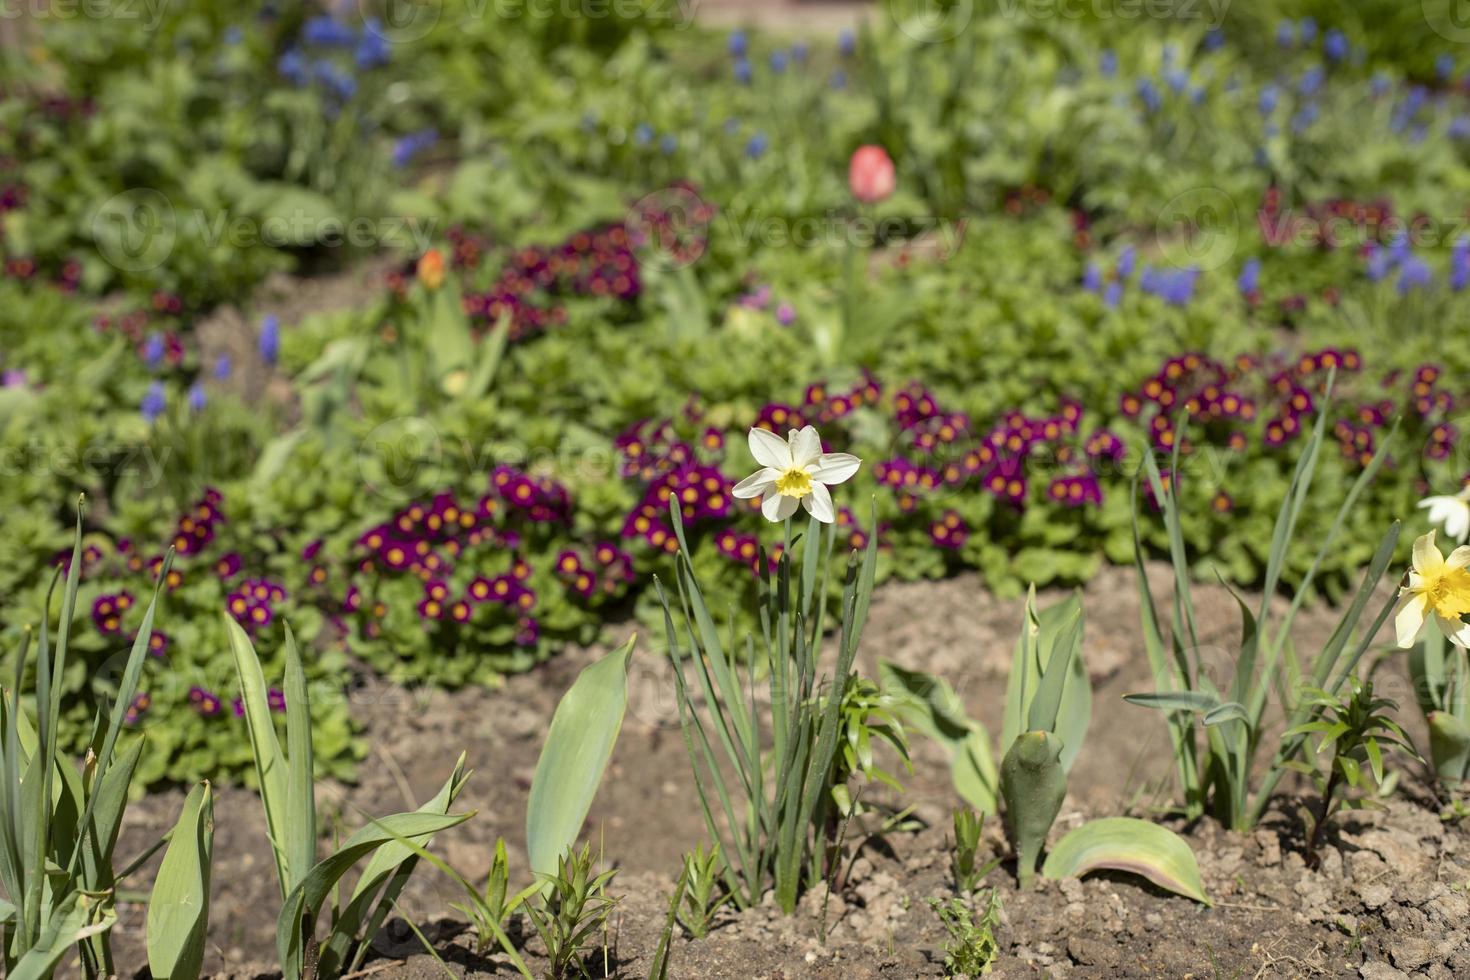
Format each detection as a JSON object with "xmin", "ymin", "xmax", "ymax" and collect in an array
[
  {"xmin": 732, "ymin": 425, "xmax": 861, "ymax": 524},
  {"xmin": 1419, "ymin": 487, "xmax": 1470, "ymax": 544},
  {"xmin": 1395, "ymin": 531, "xmax": 1470, "ymax": 649}
]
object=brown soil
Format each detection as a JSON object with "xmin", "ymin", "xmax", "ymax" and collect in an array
[{"xmin": 104, "ymin": 564, "xmax": 1467, "ymax": 979}]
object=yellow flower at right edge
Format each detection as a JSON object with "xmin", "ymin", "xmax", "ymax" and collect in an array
[{"xmin": 1396, "ymin": 531, "xmax": 1470, "ymax": 649}]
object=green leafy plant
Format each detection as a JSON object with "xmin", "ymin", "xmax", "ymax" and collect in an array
[
  {"xmin": 1285, "ymin": 676, "xmax": 1419, "ymax": 865},
  {"xmin": 1125, "ymin": 401, "xmax": 1404, "ymax": 830},
  {"xmin": 0, "ymin": 510, "xmax": 213, "ymax": 980},
  {"xmin": 675, "ymin": 843, "xmax": 729, "ymax": 940},
  {"xmin": 523, "ymin": 843, "xmax": 619, "ymax": 980},
  {"xmin": 657, "ymin": 500, "xmax": 881, "ymax": 915},
  {"xmin": 1408, "ymin": 628, "xmax": 1470, "ymax": 784},
  {"xmin": 949, "ymin": 808, "xmax": 998, "ymax": 895},
  {"xmin": 927, "ymin": 890, "xmax": 1001, "ymax": 978},
  {"xmin": 224, "ymin": 616, "xmax": 472, "ymax": 980},
  {"xmin": 452, "ymin": 838, "xmax": 539, "ymax": 957}
]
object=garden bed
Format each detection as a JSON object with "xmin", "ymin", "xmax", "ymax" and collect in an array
[{"xmin": 106, "ymin": 566, "xmax": 1463, "ymax": 979}]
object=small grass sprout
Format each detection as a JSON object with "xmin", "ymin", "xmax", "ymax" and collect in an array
[{"xmin": 675, "ymin": 843, "xmax": 728, "ymax": 939}]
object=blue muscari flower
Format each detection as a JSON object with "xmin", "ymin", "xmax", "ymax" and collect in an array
[
  {"xmin": 838, "ymin": 28, "xmax": 855, "ymax": 57},
  {"xmin": 1364, "ymin": 244, "xmax": 1393, "ymax": 281},
  {"xmin": 259, "ymin": 314, "xmax": 281, "ymax": 365},
  {"xmin": 1203, "ymin": 29, "xmax": 1225, "ymax": 52},
  {"xmin": 1291, "ymin": 104, "xmax": 1319, "ymax": 133},
  {"xmin": 1082, "ymin": 262, "xmax": 1102, "ymax": 292},
  {"xmin": 224, "ymin": 26, "xmax": 243, "ymax": 45},
  {"xmin": 303, "ymin": 15, "xmax": 355, "ymax": 47},
  {"xmin": 1438, "ymin": 53, "xmax": 1456, "ymax": 81},
  {"xmin": 1451, "ymin": 117, "xmax": 1470, "ymax": 140},
  {"xmin": 1259, "ymin": 83, "xmax": 1280, "ymax": 115},
  {"xmin": 1164, "ymin": 68, "xmax": 1188, "ymax": 94},
  {"xmin": 734, "ymin": 58, "xmax": 752, "ymax": 85},
  {"xmin": 1299, "ymin": 65, "xmax": 1324, "ymax": 96},
  {"xmin": 1190, "ymin": 86, "xmax": 1205, "ymax": 105},
  {"xmin": 278, "ymin": 48, "xmax": 308, "ymax": 85},
  {"xmin": 214, "ymin": 355, "xmax": 232, "ymax": 380},
  {"xmin": 314, "ymin": 61, "xmax": 357, "ymax": 100},
  {"xmin": 1099, "ymin": 49, "xmax": 1117, "ymax": 77},
  {"xmin": 1238, "ymin": 257, "xmax": 1261, "ymax": 294},
  {"xmin": 723, "ymin": 117, "xmax": 741, "ymax": 134},
  {"xmin": 356, "ymin": 21, "xmax": 391, "ymax": 70},
  {"xmin": 728, "ymin": 30, "xmax": 747, "ymax": 58},
  {"xmin": 659, "ymin": 134, "xmax": 678, "ymax": 155},
  {"xmin": 1103, "ymin": 281, "xmax": 1123, "ymax": 309},
  {"xmin": 770, "ymin": 49, "xmax": 788, "ymax": 74},
  {"xmin": 792, "ymin": 41, "xmax": 809, "ymax": 64},
  {"xmin": 1371, "ymin": 72, "xmax": 1391, "ymax": 97},
  {"xmin": 1324, "ymin": 29, "xmax": 1348, "ymax": 62},
  {"xmin": 1116, "ymin": 244, "xmax": 1137, "ymax": 279},
  {"xmin": 1136, "ymin": 78, "xmax": 1161, "ymax": 113},
  {"xmin": 1398, "ymin": 255, "xmax": 1432, "ymax": 294},
  {"xmin": 831, "ymin": 69, "xmax": 847, "ymax": 90},
  {"xmin": 634, "ymin": 123, "xmax": 654, "ymax": 146},
  {"xmin": 187, "ymin": 382, "xmax": 207, "ymax": 413},
  {"xmin": 746, "ymin": 132, "xmax": 768, "ymax": 159},
  {"xmin": 1452, "ymin": 238, "xmax": 1469, "ymax": 291},
  {"xmin": 1275, "ymin": 20, "xmax": 1294, "ymax": 48},
  {"xmin": 1298, "ymin": 17, "xmax": 1317, "ymax": 44},
  {"xmin": 392, "ymin": 128, "xmax": 438, "ymax": 168},
  {"xmin": 143, "ymin": 332, "xmax": 164, "ymax": 369},
  {"xmin": 1161, "ymin": 43, "xmax": 1176, "ymax": 68},
  {"xmin": 141, "ymin": 382, "xmax": 166, "ymax": 422}
]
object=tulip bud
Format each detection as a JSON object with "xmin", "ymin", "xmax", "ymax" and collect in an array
[
  {"xmin": 1001, "ymin": 730, "xmax": 1067, "ymax": 888},
  {"xmin": 848, "ymin": 145, "xmax": 896, "ymax": 204}
]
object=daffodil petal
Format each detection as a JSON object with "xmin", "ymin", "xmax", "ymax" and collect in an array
[
  {"xmin": 1396, "ymin": 592, "xmax": 1429, "ymax": 648},
  {"xmin": 1413, "ymin": 531, "xmax": 1445, "ymax": 575},
  {"xmin": 1448, "ymin": 546, "xmax": 1470, "ymax": 571},
  {"xmin": 761, "ymin": 492, "xmax": 799, "ymax": 522},
  {"xmin": 803, "ymin": 482, "xmax": 835, "ymax": 523},
  {"xmin": 809, "ymin": 452, "xmax": 861, "ymax": 486},
  {"xmin": 732, "ymin": 468, "xmax": 778, "ymax": 499},
  {"xmin": 749, "ymin": 427, "xmax": 791, "ymax": 470},
  {"xmin": 790, "ymin": 426, "xmax": 822, "ymax": 469}
]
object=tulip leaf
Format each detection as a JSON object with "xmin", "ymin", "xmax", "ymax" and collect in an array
[
  {"xmin": 1003, "ymin": 589, "xmax": 1089, "ymax": 773},
  {"xmin": 1042, "ymin": 817, "xmax": 1210, "ymax": 905},
  {"xmin": 527, "ymin": 635, "xmax": 636, "ymax": 880},
  {"xmin": 1428, "ymin": 711, "xmax": 1470, "ymax": 783},
  {"xmin": 147, "ymin": 781, "xmax": 214, "ymax": 980},
  {"xmin": 879, "ymin": 661, "xmax": 998, "ymax": 813}
]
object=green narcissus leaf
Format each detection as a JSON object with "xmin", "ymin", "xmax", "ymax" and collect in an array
[
  {"xmin": 1042, "ymin": 817, "xmax": 1210, "ymax": 905},
  {"xmin": 527, "ymin": 635, "xmax": 636, "ymax": 880},
  {"xmin": 879, "ymin": 660, "xmax": 998, "ymax": 813}
]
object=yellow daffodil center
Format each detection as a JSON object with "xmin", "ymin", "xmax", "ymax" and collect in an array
[
  {"xmin": 1417, "ymin": 565, "xmax": 1470, "ymax": 620},
  {"xmin": 775, "ymin": 467, "xmax": 813, "ymax": 499}
]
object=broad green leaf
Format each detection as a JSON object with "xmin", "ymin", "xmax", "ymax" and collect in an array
[
  {"xmin": 147, "ymin": 781, "xmax": 214, "ymax": 980},
  {"xmin": 1428, "ymin": 711, "xmax": 1470, "ymax": 783},
  {"xmin": 224, "ymin": 615, "xmax": 291, "ymax": 897},
  {"xmin": 880, "ymin": 660, "xmax": 998, "ymax": 812},
  {"xmin": 527, "ymin": 635, "xmax": 635, "ymax": 879},
  {"xmin": 1041, "ymin": 817, "xmax": 1210, "ymax": 904}
]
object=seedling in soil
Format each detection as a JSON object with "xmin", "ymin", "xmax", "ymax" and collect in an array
[
  {"xmin": 1284, "ymin": 675, "xmax": 1420, "ymax": 865},
  {"xmin": 675, "ymin": 843, "xmax": 729, "ymax": 939},
  {"xmin": 453, "ymin": 838, "xmax": 539, "ymax": 956},
  {"xmin": 950, "ymin": 808, "xmax": 1000, "ymax": 895},
  {"xmin": 524, "ymin": 843, "xmax": 620, "ymax": 980},
  {"xmin": 928, "ymin": 890, "xmax": 1001, "ymax": 978}
]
